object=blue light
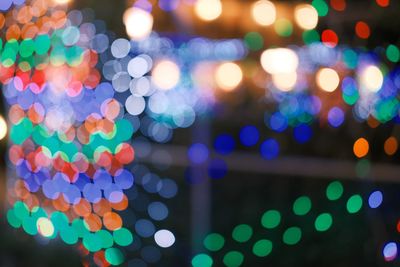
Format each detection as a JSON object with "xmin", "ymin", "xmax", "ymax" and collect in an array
[
  {"xmin": 293, "ymin": 124, "xmax": 313, "ymax": 144},
  {"xmin": 208, "ymin": 159, "xmax": 228, "ymax": 179},
  {"xmin": 328, "ymin": 107, "xmax": 345, "ymax": 128},
  {"xmin": 368, "ymin": 190, "xmax": 383, "ymax": 209},
  {"xmin": 239, "ymin": 125, "xmax": 260, "ymax": 147},
  {"xmin": 214, "ymin": 134, "xmax": 235, "ymax": 155},
  {"xmin": 269, "ymin": 112, "xmax": 288, "ymax": 132},
  {"xmin": 260, "ymin": 138, "xmax": 279, "ymax": 160},
  {"xmin": 188, "ymin": 143, "xmax": 209, "ymax": 164}
]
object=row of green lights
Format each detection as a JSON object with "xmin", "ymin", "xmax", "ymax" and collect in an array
[{"xmin": 192, "ymin": 180, "xmax": 364, "ymax": 267}]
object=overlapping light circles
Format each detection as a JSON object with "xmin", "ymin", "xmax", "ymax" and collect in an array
[{"xmin": 0, "ymin": 1, "xmax": 157, "ymax": 266}]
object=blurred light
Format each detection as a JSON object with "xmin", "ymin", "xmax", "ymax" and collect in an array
[
  {"xmin": 272, "ymin": 72, "xmax": 297, "ymax": 92},
  {"xmin": 37, "ymin": 218, "xmax": 54, "ymax": 238},
  {"xmin": 0, "ymin": 116, "xmax": 7, "ymax": 140},
  {"xmin": 360, "ymin": 66, "xmax": 383, "ymax": 93},
  {"xmin": 154, "ymin": 229, "xmax": 175, "ymax": 248},
  {"xmin": 330, "ymin": 0, "xmax": 346, "ymax": 11},
  {"xmin": 384, "ymin": 137, "xmax": 398, "ymax": 156},
  {"xmin": 316, "ymin": 68, "xmax": 340, "ymax": 92},
  {"xmin": 251, "ymin": 0, "xmax": 276, "ymax": 26},
  {"xmin": 355, "ymin": 21, "xmax": 370, "ymax": 39},
  {"xmin": 294, "ymin": 124, "xmax": 313, "ymax": 143},
  {"xmin": 376, "ymin": 0, "xmax": 390, "ymax": 8},
  {"xmin": 123, "ymin": 7, "xmax": 153, "ymax": 40},
  {"xmin": 260, "ymin": 48, "xmax": 299, "ymax": 75},
  {"xmin": 294, "ymin": 4, "xmax": 319, "ymax": 30},
  {"xmin": 321, "ymin": 29, "xmax": 338, "ymax": 48},
  {"xmin": 195, "ymin": 0, "xmax": 222, "ymax": 21},
  {"xmin": 353, "ymin": 138, "xmax": 369, "ymax": 158},
  {"xmin": 53, "ymin": 0, "xmax": 71, "ymax": 4},
  {"xmin": 327, "ymin": 107, "xmax": 345, "ymax": 127},
  {"xmin": 239, "ymin": 125, "xmax": 260, "ymax": 147},
  {"xmin": 215, "ymin": 62, "xmax": 243, "ymax": 91},
  {"xmin": 260, "ymin": 138, "xmax": 279, "ymax": 160},
  {"xmin": 274, "ymin": 18, "xmax": 293, "ymax": 37},
  {"xmin": 368, "ymin": 191, "xmax": 383, "ymax": 208},
  {"xmin": 214, "ymin": 134, "xmax": 235, "ymax": 155},
  {"xmin": 152, "ymin": 60, "xmax": 180, "ymax": 90},
  {"xmin": 383, "ymin": 242, "xmax": 397, "ymax": 262},
  {"xmin": 188, "ymin": 143, "xmax": 209, "ymax": 164}
]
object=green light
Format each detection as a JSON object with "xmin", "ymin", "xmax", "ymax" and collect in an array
[
  {"xmin": 105, "ymin": 247, "xmax": 125, "ymax": 266},
  {"xmin": 7, "ymin": 209, "xmax": 22, "ymax": 228},
  {"xmin": 192, "ymin": 254, "xmax": 213, "ymax": 267},
  {"xmin": 72, "ymin": 218, "xmax": 88, "ymax": 238},
  {"xmin": 10, "ymin": 118, "xmax": 33, "ymax": 145},
  {"xmin": 261, "ymin": 210, "xmax": 281, "ymax": 229},
  {"xmin": 326, "ymin": 181, "xmax": 343, "ymax": 201},
  {"xmin": 386, "ymin": 44, "xmax": 400, "ymax": 63},
  {"xmin": 302, "ymin": 30, "xmax": 320, "ymax": 45},
  {"xmin": 293, "ymin": 196, "xmax": 312, "ymax": 216},
  {"xmin": 19, "ymin": 39, "xmax": 35, "ymax": 58},
  {"xmin": 22, "ymin": 216, "xmax": 38, "ymax": 236},
  {"xmin": 113, "ymin": 227, "xmax": 133, "ymax": 247},
  {"xmin": 204, "ymin": 233, "xmax": 225, "ymax": 252},
  {"xmin": 35, "ymin": 34, "xmax": 51, "ymax": 55},
  {"xmin": 98, "ymin": 230, "xmax": 114, "ymax": 249},
  {"xmin": 60, "ymin": 226, "xmax": 79, "ymax": 245},
  {"xmin": 314, "ymin": 213, "xmax": 333, "ymax": 232},
  {"xmin": 312, "ymin": 0, "xmax": 329, "ymax": 17},
  {"xmin": 252, "ymin": 239, "xmax": 273, "ymax": 257},
  {"xmin": 342, "ymin": 91, "xmax": 359, "ymax": 105},
  {"xmin": 244, "ymin": 32, "xmax": 264, "ymax": 51},
  {"xmin": 283, "ymin": 227, "xmax": 302, "ymax": 245},
  {"xmin": 274, "ymin": 19, "xmax": 293, "ymax": 37},
  {"xmin": 346, "ymin": 194, "xmax": 363, "ymax": 214},
  {"xmin": 232, "ymin": 224, "xmax": 253, "ymax": 243},
  {"xmin": 83, "ymin": 232, "xmax": 102, "ymax": 252},
  {"xmin": 14, "ymin": 201, "xmax": 30, "ymax": 220},
  {"xmin": 223, "ymin": 251, "xmax": 244, "ymax": 267}
]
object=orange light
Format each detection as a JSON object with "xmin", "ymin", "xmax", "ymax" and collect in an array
[
  {"xmin": 384, "ymin": 137, "xmax": 398, "ymax": 156},
  {"xmin": 353, "ymin": 138, "xmax": 369, "ymax": 158},
  {"xmin": 376, "ymin": 0, "xmax": 390, "ymax": 7}
]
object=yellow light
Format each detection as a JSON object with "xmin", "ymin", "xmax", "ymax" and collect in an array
[
  {"xmin": 260, "ymin": 48, "xmax": 299, "ymax": 75},
  {"xmin": 294, "ymin": 4, "xmax": 318, "ymax": 30},
  {"xmin": 316, "ymin": 68, "xmax": 340, "ymax": 92},
  {"xmin": 37, "ymin": 218, "xmax": 55, "ymax": 238},
  {"xmin": 52, "ymin": 0, "xmax": 71, "ymax": 4},
  {"xmin": 0, "ymin": 116, "xmax": 7, "ymax": 140},
  {"xmin": 123, "ymin": 7, "xmax": 153, "ymax": 41},
  {"xmin": 360, "ymin": 65, "xmax": 383, "ymax": 93},
  {"xmin": 251, "ymin": 0, "xmax": 276, "ymax": 26},
  {"xmin": 195, "ymin": 0, "xmax": 222, "ymax": 21},
  {"xmin": 215, "ymin": 62, "xmax": 243, "ymax": 92},
  {"xmin": 152, "ymin": 60, "xmax": 180, "ymax": 90},
  {"xmin": 272, "ymin": 72, "xmax": 297, "ymax": 92}
]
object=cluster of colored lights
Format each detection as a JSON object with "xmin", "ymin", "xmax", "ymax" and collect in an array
[{"xmin": 191, "ymin": 181, "xmax": 386, "ymax": 266}]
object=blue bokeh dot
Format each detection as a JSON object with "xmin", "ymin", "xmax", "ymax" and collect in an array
[
  {"xmin": 239, "ymin": 125, "xmax": 260, "ymax": 147},
  {"xmin": 260, "ymin": 138, "xmax": 280, "ymax": 160}
]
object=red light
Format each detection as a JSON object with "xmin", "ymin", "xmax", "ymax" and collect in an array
[
  {"xmin": 355, "ymin": 21, "xmax": 370, "ymax": 39},
  {"xmin": 322, "ymin": 29, "xmax": 339, "ymax": 48}
]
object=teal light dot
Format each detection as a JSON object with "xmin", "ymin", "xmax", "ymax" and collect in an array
[
  {"xmin": 283, "ymin": 227, "xmax": 302, "ymax": 245},
  {"xmin": 314, "ymin": 213, "xmax": 333, "ymax": 232},
  {"xmin": 346, "ymin": 194, "xmax": 363, "ymax": 214},
  {"xmin": 113, "ymin": 228, "xmax": 133, "ymax": 247},
  {"xmin": 204, "ymin": 233, "xmax": 225, "ymax": 252},
  {"xmin": 326, "ymin": 181, "xmax": 343, "ymax": 201},
  {"xmin": 192, "ymin": 254, "xmax": 213, "ymax": 267},
  {"xmin": 98, "ymin": 230, "xmax": 114, "ymax": 249},
  {"xmin": 35, "ymin": 34, "xmax": 51, "ymax": 55},
  {"xmin": 22, "ymin": 216, "xmax": 38, "ymax": 236},
  {"xmin": 342, "ymin": 49, "xmax": 358, "ymax": 69},
  {"xmin": 83, "ymin": 232, "xmax": 102, "ymax": 252},
  {"xmin": 72, "ymin": 218, "xmax": 89, "ymax": 238},
  {"xmin": 7, "ymin": 209, "xmax": 22, "ymax": 228},
  {"xmin": 261, "ymin": 210, "xmax": 281, "ymax": 229},
  {"xmin": 293, "ymin": 196, "xmax": 312, "ymax": 216},
  {"xmin": 60, "ymin": 226, "xmax": 79, "ymax": 245},
  {"xmin": 386, "ymin": 44, "xmax": 400, "ymax": 63},
  {"xmin": 14, "ymin": 201, "xmax": 30, "ymax": 220},
  {"xmin": 105, "ymin": 247, "xmax": 125, "ymax": 266},
  {"xmin": 312, "ymin": 0, "xmax": 329, "ymax": 17},
  {"xmin": 253, "ymin": 239, "xmax": 273, "ymax": 257},
  {"xmin": 223, "ymin": 251, "xmax": 244, "ymax": 267},
  {"xmin": 232, "ymin": 224, "xmax": 253, "ymax": 243},
  {"xmin": 302, "ymin": 30, "xmax": 320, "ymax": 45},
  {"xmin": 244, "ymin": 32, "xmax": 264, "ymax": 51}
]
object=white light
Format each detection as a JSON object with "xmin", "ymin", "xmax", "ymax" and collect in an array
[
  {"xmin": 123, "ymin": 7, "xmax": 153, "ymax": 41},
  {"xmin": 154, "ymin": 229, "xmax": 175, "ymax": 248},
  {"xmin": 53, "ymin": 0, "xmax": 71, "ymax": 4},
  {"xmin": 37, "ymin": 217, "xmax": 55, "ymax": 238},
  {"xmin": 360, "ymin": 65, "xmax": 383, "ymax": 93},
  {"xmin": 152, "ymin": 60, "xmax": 180, "ymax": 91},
  {"xmin": 0, "ymin": 116, "xmax": 7, "ymax": 140},
  {"xmin": 294, "ymin": 4, "xmax": 319, "ymax": 30},
  {"xmin": 195, "ymin": 0, "xmax": 222, "ymax": 21},
  {"xmin": 316, "ymin": 68, "xmax": 340, "ymax": 92},
  {"xmin": 125, "ymin": 95, "xmax": 146, "ymax": 116},
  {"xmin": 215, "ymin": 62, "xmax": 243, "ymax": 92},
  {"xmin": 272, "ymin": 72, "xmax": 297, "ymax": 92},
  {"xmin": 260, "ymin": 48, "xmax": 299, "ymax": 74},
  {"xmin": 252, "ymin": 0, "xmax": 276, "ymax": 26}
]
